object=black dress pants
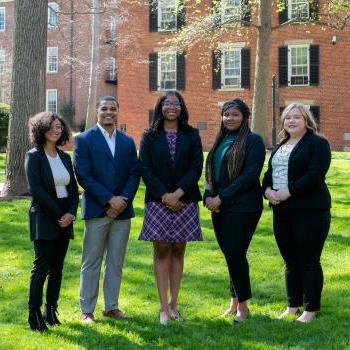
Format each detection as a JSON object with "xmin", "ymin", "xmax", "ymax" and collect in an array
[
  {"xmin": 273, "ymin": 208, "xmax": 330, "ymax": 311},
  {"xmin": 212, "ymin": 210, "xmax": 262, "ymax": 302},
  {"xmin": 29, "ymin": 233, "xmax": 70, "ymax": 309}
]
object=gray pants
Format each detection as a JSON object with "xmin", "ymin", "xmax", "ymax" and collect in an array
[{"xmin": 80, "ymin": 217, "xmax": 131, "ymax": 313}]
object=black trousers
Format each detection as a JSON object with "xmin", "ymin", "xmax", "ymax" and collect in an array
[
  {"xmin": 212, "ymin": 210, "xmax": 262, "ymax": 302},
  {"xmin": 273, "ymin": 208, "xmax": 330, "ymax": 311}
]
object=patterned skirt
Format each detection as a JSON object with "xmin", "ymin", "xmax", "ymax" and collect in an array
[{"xmin": 139, "ymin": 202, "xmax": 203, "ymax": 243}]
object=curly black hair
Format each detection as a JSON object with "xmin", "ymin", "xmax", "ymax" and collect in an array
[{"xmin": 28, "ymin": 112, "xmax": 70, "ymax": 147}]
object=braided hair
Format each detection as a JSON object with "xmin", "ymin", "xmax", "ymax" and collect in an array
[{"xmin": 205, "ymin": 99, "xmax": 250, "ymax": 187}]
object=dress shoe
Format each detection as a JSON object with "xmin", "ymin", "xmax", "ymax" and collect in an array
[
  {"xmin": 169, "ymin": 308, "xmax": 183, "ymax": 321},
  {"xmin": 102, "ymin": 309, "xmax": 129, "ymax": 320},
  {"xmin": 159, "ymin": 311, "xmax": 170, "ymax": 325},
  {"xmin": 233, "ymin": 309, "xmax": 250, "ymax": 324},
  {"xmin": 28, "ymin": 308, "xmax": 48, "ymax": 332},
  {"xmin": 295, "ymin": 311, "xmax": 316, "ymax": 323},
  {"xmin": 81, "ymin": 312, "xmax": 95, "ymax": 324},
  {"xmin": 43, "ymin": 304, "xmax": 61, "ymax": 326}
]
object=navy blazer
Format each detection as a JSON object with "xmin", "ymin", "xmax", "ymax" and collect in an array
[
  {"xmin": 204, "ymin": 132, "xmax": 266, "ymax": 213},
  {"xmin": 262, "ymin": 132, "xmax": 331, "ymax": 210},
  {"xmin": 73, "ymin": 125, "xmax": 140, "ymax": 220},
  {"xmin": 139, "ymin": 128, "xmax": 203, "ymax": 203},
  {"xmin": 25, "ymin": 147, "xmax": 79, "ymax": 241}
]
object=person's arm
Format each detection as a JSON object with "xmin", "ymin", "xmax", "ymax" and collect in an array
[
  {"xmin": 261, "ymin": 153, "xmax": 273, "ymax": 198},
  {"xmin": 25, "ymin": 152, "xmax": 64, "ymax": 221},
  {"xmin": 139, "ymin": 132, "xmax": 168, "ymax": 200},
  {"xmin": 218, "ymin": 135, "xmax": 266, "ymax": 205},
  {"xmin": 288, "ymin": 137, "xmax": 331, "ymax": 196},
  {"xmin": 73, "ymin": 135, "xmax": 114, "ymax": 207},
  {"xmin": 65, "ymin": 153, "xmax": 79, "ymax": 217}
]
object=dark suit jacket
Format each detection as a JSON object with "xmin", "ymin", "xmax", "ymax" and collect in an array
[
  {"xmin": 204, "ymin": 132, "xmax": 266, "ymax": 213},
  {"xmin": 73, "ymin": 125, "xmax": 140, "ymax": 219},
  {"xmin": 262, "ymin": 132, "xmax": 331, "ymax": 210},
  {"xmin": 139, "ymin": 128, "xmax": 203, "ymax": 203},
  {"xmin": 25, "ymin": 147, "xmax": 79, "ymax": 241}
]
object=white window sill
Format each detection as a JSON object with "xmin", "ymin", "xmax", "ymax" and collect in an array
[
  {"xmin": 218, "ymin": 87, "xmax": 244, "ymax": 91},
  {"xmin": 47, "ymin": 71, "xmax": 58, "ymax": 75}
]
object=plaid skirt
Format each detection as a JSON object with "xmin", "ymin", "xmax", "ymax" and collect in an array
[{"xmin": 139, "ymin": 202, "xmax": 203, "ymax": 243}]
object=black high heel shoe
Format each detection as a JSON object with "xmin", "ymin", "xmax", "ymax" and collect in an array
[
  {"xmin": 28, "ymin": 308, "xmax": 48, "ymax": 331},
  {"xmin": 43, "ymin": 304, "xmax": 61, "ymax": 326}
]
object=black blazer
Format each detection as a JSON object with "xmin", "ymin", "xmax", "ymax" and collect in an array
[
  {"xmin": 139, "ymin": 128, "xmax": 203, "ymax": 203},
  {"xmin": 25, "ymin": 147, "xmax": 79, "ymax": 241},
  {"xmin": 204, "ymin": 132, "xmax": 266, "ymax": 213},
  {"xmin": 262, "ymin": 132, "xmax": 331, "ymax": 210}
]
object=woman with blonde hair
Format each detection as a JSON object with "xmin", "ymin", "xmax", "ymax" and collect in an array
[{"xmin": 262, "ymin": 103, "xmax": 331, "ymax": 323}]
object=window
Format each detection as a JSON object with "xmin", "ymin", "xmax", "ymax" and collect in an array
[
  {"xmin": 108, "ymin": 57, "xmax": 116, "ymax": 80},
  {"xmin": 47, "ymin": 47, "xmax": 58, "ymax": 73},
  {"xmin": 158, "ymin": 53, "xmax": 176, "ymax": 90},
  {"xmin": 0, "ymin": 7, "xmax": 5, "ymax": 31},
  {"xmin": 221, "ymin": 0, "xmax": 241, "ymax": 23},
  {"xmin": 110, "ymin": 16, "xmax": 117, "ymax": 40},
  {"xmin": 289, "ymin": 45, "xmax": 309, "ymax": 86},
  {"xmin": 0, "ymin": 50, "xmax": 5, "ymax": 75},
  {"xmin": 158, "ymin": 0, "xmax": 177, "ymax": 31},
  {"xmin": 48, "ymin": 2, "xmax": 59, "ymax": 28},
  {"xmin": 289, "ymin": 0, "xmax": 309, "ymax": 20},
  {"xmin": 46, "ymin": 89, "xmax": 57, "ymax": 113},
  {"xmin": 221, "ymin": 49, "xmax": 241, "ymax": 88}
]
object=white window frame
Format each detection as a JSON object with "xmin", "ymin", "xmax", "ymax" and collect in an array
[
  {"xmin": 0, "ymin": 7, "xmax": 5, "ymax": 32},
  {"xmin": 157, "ymin": 0, "xmax": 177, "ymax": 32},
  {"xmin": 109, "ymin": 16, "xmax": 117, "ymax": 40},
  {"xmin": 288, "ymin": 0, "xmax": 309, "ymax": 20},
  {"xmin": 47, "ymin": 47, "xmax": 58, "ymax": 74},
  {"xmin": 108, "ymin": 57, "xmax": 116, "ymax": 80},
  {"xmin": 221, "ymin": 0, "xmax": 241, "ymax": 24},
  {"xmin": 158, "ymin": 52, "xmax": 177, "ymax": 91},
  {"xmin": 221, "ymin": 48, "xmax": 241, "ymax": 89},
  {"xmin": 288, "ymin": 44, "xmax": 309, "ymax": 87},
  {"xmin": 46, "ymin": 89, "xmax": 58, "ymax": 113},
  {"xmin": 48, "ymin": 2, "xmax": 59, "ymax": 28},
  {"xmin": 0, "ymin": 50, "xmax": 5, "ymax": 75}
]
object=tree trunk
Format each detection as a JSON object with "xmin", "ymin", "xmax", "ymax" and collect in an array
[
  {"xmin": 251, "ymin": 0, "xmax": 272, "ymax": 144},
  {"xmin": 85, "ymin": 0, "xmax": 101, "ymax": 130},
  {"xmin": 1, "ymin": 0, "xmax": 48, "ymax": 197}
]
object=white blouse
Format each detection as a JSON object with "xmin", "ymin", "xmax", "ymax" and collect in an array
[
  {"xmin": 272, "ymin": 143, "xmax": 295, "ymax": 190},
  {"xmin": 46, "ymin": 153, "xmax": 70, "ymax": 198}
]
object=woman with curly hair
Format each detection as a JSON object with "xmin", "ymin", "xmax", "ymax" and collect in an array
[
  {"xmin": 25, "ymin": 112, "xmax": 79, "ymax": 331},
  {"xmin": 204, "ymin": 99, "xmax": 265, "ymax": 323}
]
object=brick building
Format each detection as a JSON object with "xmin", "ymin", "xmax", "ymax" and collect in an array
[
  {"xmin": 0, "ymin": 0, "xmax": 117, "ymax": 129},
  {"xmin": 116, "ymin": 0, "xmax": 350, "ymax": 150}
]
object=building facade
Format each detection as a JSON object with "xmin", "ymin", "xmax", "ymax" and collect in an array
[{"xmin": 116, "ymin": 0, "xmax": 350, "ymax": 150}]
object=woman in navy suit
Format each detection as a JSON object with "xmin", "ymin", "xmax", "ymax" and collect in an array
[
  {"xmin": 25, "ymin": 112, "xmax": 79, "ymax": 331},
  {"xmin": 262, "ymin": 103, "xmax": 331, "ymax": 323}
]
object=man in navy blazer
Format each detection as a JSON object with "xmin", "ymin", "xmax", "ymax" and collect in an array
[{"xmin": 74, "ymin": 96, "xmax": 140, "ymax": 323}]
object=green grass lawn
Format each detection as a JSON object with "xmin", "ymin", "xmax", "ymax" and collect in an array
[
  {"xmin": 0, "ymin": 153, "xmax": 5, "ymax": 182},
  {"xmin": 0, "ymin": 153, "xmax": 349, "ymax": 349}
]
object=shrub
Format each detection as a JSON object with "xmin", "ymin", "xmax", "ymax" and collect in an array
[{"xmin": 0, "ymin": 103, "xmax": 10, "ymax": 151}]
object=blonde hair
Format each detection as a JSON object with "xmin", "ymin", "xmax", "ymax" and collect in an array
[{"xmin": 279, "ymin": 103, "xmax": 319, "ymax": 141}]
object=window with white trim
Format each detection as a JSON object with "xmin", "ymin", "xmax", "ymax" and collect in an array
[
  {"xmin": 158, "ymin": 52, "xmax": 176, "ymax": 90},
  {"xmin": 288, "ymin": 45, "xmax": 309, "ymax": 86},
  {"xmin": 158, "ymin": 0, "xmax": 177, "ymax": 31},
  {"xmin": 0, "ymin": 8, "xmax": 5, "ymax": 31},
  {"xmin": 46, "ymin": 89, "xmax": 58, "ymax": 113},
  {"xmin": 221, "ymin": 49, "xmax": 241, "ymax": 88},
  {"xmin": 0, "ymin": 50, "xmax": 5, "ymax": 75},
  {"xmin": 108, "ymin": 57, "xmax": 116, "ymax": 80},
  {"xmin": 47, "ymin": 47, "xmax": 58, "ymax": 73},
  {"xmin": 48, "ymin": 2, "xmax": 59, "ymax": 28},
  {"xmin": 110, "ymin": 16, "xmax": 117, "ymax": 40},
  {"xmin": 221, "ymin": 0, "xmax": 241, "ymax": 23},
  {"xmin": 288, "ymin": 0, "xmax": 309, "ymax": 20}
]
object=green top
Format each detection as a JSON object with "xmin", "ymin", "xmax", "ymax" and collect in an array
[{"xmin": 213, "ymin": 132, "xmax": 236, "ymax": 183}]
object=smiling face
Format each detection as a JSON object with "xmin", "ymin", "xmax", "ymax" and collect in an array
[
  {"xmin": 97, "ymin": 100, "xmax": 118, "ymax": 128},
  {"xmin": 162, "ymin": 94, "xmax": 181, "ymax": 122},
  {"xmin": 44, "ymin": 118, "xmax": 63, "ymax": 145},
  {"xmin": 283, "ymin": 107, "xmax": 307, "ymax": 138},
  {"xmin": 222, "ymin": 107, "xmax": 244, "ymax": 131}
]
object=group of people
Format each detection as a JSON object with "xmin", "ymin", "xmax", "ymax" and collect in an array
[{"xmin": 24, "ymin": 92, "xmax": 331, "ymax": 332}]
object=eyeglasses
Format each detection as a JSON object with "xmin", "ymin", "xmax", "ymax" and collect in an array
[
  {"xmin": 163, "ymin": 102, "xmax": 181, "ymax": 108},
  {"xmin": 50, "ymin": 124, "xmax": 63, "ymax": 131}
]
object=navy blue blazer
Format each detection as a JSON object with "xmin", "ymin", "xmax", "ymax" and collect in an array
[
  {"xmin": 25, "ymin": 147, "xmax": 79, "ymax": 241},
  {"xmin": 73, "ymin": 125, "xmax": 140, "ymax": 220}
]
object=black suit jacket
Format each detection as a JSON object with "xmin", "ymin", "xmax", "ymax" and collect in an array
[
  {"xmin": 204, "ymin": 132, "xmax": 266, "ymax": 213},
  {"xmin": 139, "ymin": 128, "xmax": 203, "ymax": 203},
  {"xmin": 25, "ymin": 147, "xmax": 79, "ymax": 241},
  {"xmin": 262, "ymin": 132, "xmax": 331, "ymax": 210}
]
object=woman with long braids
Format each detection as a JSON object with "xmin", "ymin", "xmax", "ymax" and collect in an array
[
  {"xmin": 139, "ymin": 91, "xmax": 203, "ymax": 325},
  {"xmin": 204, "ymin": 99, "xmax": 265, "ymax": 323}
]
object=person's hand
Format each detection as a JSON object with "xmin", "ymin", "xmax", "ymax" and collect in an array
[
  {"xmin": 108, "ymin": 196, "xmax": 127, "ymax": 212},
  {"xmin": 106, "ymin": 207, "xmax": 120, "ymax": 219},
  {"xmin": 205, "ymin": 196, "xmax": 221, "ymax": 212},
  {"xmin": 162, "ymin": 193, "xmax": 184, "ymax": 211},
  {"xmin": 275, "ymin": 188, "xmax": 291, "ymax": 201},
  {"xmin": 264, "ymin": 187, "xmax": 280, "ymax": 205},
  {"xmin": 58, "ymin": 213, "xmax": 75, "ymax": 228}
]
